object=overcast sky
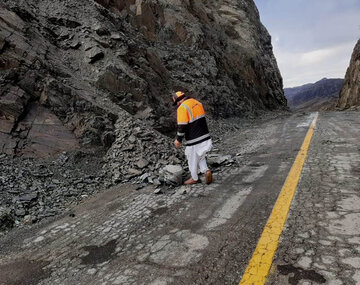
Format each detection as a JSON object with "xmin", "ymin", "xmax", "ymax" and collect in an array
[{"xmin": 254, "ymin": 0, "xmax": 360, "ymax": 88}]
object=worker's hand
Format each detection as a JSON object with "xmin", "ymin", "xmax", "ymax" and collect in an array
[{"xmin": 174, "ymin": 139, "xmax": 181, "ymax": 149}]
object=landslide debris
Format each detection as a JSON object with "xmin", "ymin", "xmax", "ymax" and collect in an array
[{"xmin": 0, "ymin": 0, "xmax": 287, "ymax": 231}]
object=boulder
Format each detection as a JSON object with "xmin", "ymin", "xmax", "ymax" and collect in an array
[
  {"xmin": 207, "ymin": 154, "xmax": 232, "ymax": 166},
  {"xmin": 160, "ymin": 164, "xmax": 183, "ymax": 186}
]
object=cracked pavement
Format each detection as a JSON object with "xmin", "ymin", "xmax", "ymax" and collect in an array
[
  {"xmin": 269, "ymin": 111, "xmax": 360, "ymax": 285},
  {"xmin": 0, "ymin": 112, "xmax": 359, "ymax": 285}
]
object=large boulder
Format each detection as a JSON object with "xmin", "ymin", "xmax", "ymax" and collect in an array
[{"xmin": 160, "ymin": 165, "xmax": 184, "ymax": 186}]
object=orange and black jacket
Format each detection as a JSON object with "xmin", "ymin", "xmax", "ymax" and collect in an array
[{"xmin": 176, "ymin": 98, "xmax": 211, "ymax": 146}]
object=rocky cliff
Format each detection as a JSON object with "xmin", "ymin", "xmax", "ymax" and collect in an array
[
  {"xmin": 0, "ymin": 0, "xmax": 286, "ymax": 158},
  {"xmin": 337, "ymin": 39, "xmax": 360, "ymax": 109}
]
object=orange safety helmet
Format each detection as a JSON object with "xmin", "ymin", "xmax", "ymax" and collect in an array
[{"xmin": 172, "ymin": 91, "xmax": 186, "ymax": 105}]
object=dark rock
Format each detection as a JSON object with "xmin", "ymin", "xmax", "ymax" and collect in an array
[
  {"xmin": 337, "ymin": 39, "xmax": 360, "ymax": 109},
  {"xmin": 86, "ymin": 47, "xmax": 104, "ymax": 63},
  {"xmin": 48, "ymin": 17, "xmax": 81, "ymax": 28},
  {"xmin": 70, "ymin": 41, "xmax": 81, "ymax": 49},
  {"xmin": 101, "ymin": 131, "xmax": 115, "ymax": 147},
  {"xmin": 0, "ymin": 207, "xmax": 15, "ymax": 231},
  {"xmin": 140, "ymin": 173, "xmax": 149, "ymax": 183},
  {"xmin": 95, "ymin": 26, "xmax": 110, "ymax": 36},
  {"xmin": 0, "ymin": 87, "xmax": 30, "ymax": 134},
  {"xmin": 207, "ymin": 154, "xmax": 232, "ymax": 166}
]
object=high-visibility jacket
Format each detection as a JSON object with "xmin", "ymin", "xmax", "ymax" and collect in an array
[{"xmin": 176, "ymin": 98, "xmax": 210, "ymax": 146}]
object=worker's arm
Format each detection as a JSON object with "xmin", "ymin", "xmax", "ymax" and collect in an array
[
  {"xmin": 175, "ymin": 105, "xmax": 189, "ymax": 145},
  {"xmin": 176, "ymin": 124, "xmax": 187, "ymax": 143}
]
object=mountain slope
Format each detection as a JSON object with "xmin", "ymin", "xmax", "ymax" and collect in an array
[
  {"xmin": 337, "ymin": 39, "xmax": 360, "ymax": 109},
  {"xmin": 285, "ymin": 78, "xmax": 344, "ymax": 111},
  {"xmin": 0, "ymin": 0, "xmax": 287, "ymax": 158}
]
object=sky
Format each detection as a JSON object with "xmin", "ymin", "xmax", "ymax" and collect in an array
[{"xmin": 254, "ymin": 0, "xmax": 360, "ymax": 88}]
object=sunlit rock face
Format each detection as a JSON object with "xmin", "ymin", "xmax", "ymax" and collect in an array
[
  {"xmin": 338, "ymin": 39, "xmax": 360, "ymax": 109},
  {"xmin": 0, "ymin": 0, "xmax": 286, "ymax": 157}
]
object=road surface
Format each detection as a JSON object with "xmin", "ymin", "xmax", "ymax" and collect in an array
[{"xmin": 0, "ymin": 111, "xmax": 359, "ymax": 285}]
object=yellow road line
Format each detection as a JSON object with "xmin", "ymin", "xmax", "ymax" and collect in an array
[{"xmin": 239, "ymin": 112, "xmax": 319, "ymax": 285}]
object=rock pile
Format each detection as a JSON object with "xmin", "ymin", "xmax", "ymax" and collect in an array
[
  {"xmin": 103, "ymin": 115, "xmax": 185, "ymax": 185},
  {"xmin": 0, "ymin": 150, "xmax": 107, "ymax": 233}
]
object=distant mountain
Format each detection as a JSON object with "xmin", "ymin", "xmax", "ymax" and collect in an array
[
  {"xmin": 337, "ymin": 39, "xmax": 360, "ymax": 109},
  {"xmin": 285, "ymin": 78, "xmax": 344, "ymax": 111}
]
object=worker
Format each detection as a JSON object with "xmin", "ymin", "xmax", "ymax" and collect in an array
[{"xmin": 172, "ymin": 91, "xmax": 213, "ymax": 185}]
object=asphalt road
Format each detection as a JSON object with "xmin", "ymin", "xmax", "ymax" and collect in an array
[{"xmin": 0, "ymin": 111, "xmax": 359, "ymax": 285}]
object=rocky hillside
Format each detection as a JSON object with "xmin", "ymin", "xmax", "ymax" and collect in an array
[
  {"xmin": 285, "ymin": 78, "xmax": 344, "ymax": 111},
  {"xmin": 0, "ymin": 0, "xmax": 287, "ymax": 230},
  {"xmin": 337, "ymin": 39, "xmax": 360, "ymax": 109},
  {"xmin": 0, "ymin": 0, "xmax": 286, "ymax": 158}
]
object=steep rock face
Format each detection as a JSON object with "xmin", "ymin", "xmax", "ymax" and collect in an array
[
  {"xmin": 338, "ymin": 39, "xmax": 360, "ymax": 109},
  {"xmin": 95, "ymin": 0, "xmax": 287, "ymax": 117},
  {"xmin": 285, "ymin": 78, "xmax": 344, "ymax": 111},
  {"xmin": 0, "ymin": 0, "xmax": 286, "ymax": 158}
]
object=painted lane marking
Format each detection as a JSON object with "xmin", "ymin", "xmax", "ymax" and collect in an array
[
  {"xmin": 205, "ymin": 187, "xmax": 252, "ymax": 230},
  {"xmin": 242, "ymin": 165, "xmax": 269, "ymax": 184},
  {"xmin": 205, "ymin": 164, "xmax": 268, "ymax": 230},
  {"xmin": 239, "ymin": 112, "xmax": 319, "ymax": 285},
  {"xmin": 296, "ymin": 113, "xmax": 316, "ymax": 128}
]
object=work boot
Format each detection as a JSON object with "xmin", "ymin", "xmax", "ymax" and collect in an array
[
  {"xmin": 205, "ymin": 170, "xmax": 213, "ymax": 185},
  {"xmin": 184, "ymin": 178, "xmax": 201, "ymax": 185}
]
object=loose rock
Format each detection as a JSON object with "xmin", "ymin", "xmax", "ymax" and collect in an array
[
  {"xmin": 160, "ymin": 165, "xmax": 184, "ymax": 186},
  {"xmin": 0, "ymin": 207, "xmax": 15, "ymax": 232}
]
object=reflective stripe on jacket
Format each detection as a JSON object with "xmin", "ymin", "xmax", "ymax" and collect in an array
[{"xmin": 176, "ymin": 98, "xmax": 210, "ymax": 146}]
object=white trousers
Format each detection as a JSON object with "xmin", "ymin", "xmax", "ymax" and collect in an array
[{"xmin": 185, "ymin": 139, "xmax": 212, "ymax": 180}]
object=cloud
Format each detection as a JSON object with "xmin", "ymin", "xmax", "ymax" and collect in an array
[
  {"xmin": 254, "ymin": 0, "xmax": 360, "ymax": 87},
  {"xmin": 274, "ymin": 41, "xmax": 356, "ymax": 87},
  {"xmin": 300, "ymin": 42, "xmax": 354, "ymax": 66}
]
